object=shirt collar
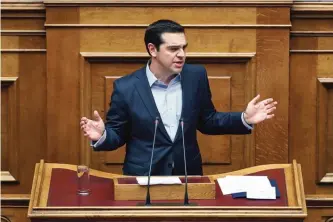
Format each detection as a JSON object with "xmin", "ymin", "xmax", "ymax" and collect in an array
[
  {"xmin": 146, "ymin": 61, "xmax": 158, "ymax": 87},
  {"xmin": 146, "ymin": 61, "xmax": 181, "ymax": 87}
]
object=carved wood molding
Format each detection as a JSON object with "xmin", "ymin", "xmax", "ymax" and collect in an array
[
  {"xmin": 319, "ymin": 78, "xmax": 333, "ymax": 84},
  {"xmin": 1, "ymin": 13, "xmax": 45, "ymax": 18},
  {"xmin": 320, "ymin": 173, "xmax": 333, "ymax": 184},
  {"xmin": 1, "ymin": 30, "xmax": 46, "ymax": 36},
  {"xmin": 45, "ymin": 24, "xmax": 292, "ymax": 28},
  {"xmin": 290, "ymin": 50, "xmax": 333, "ymax": 53},
  {"xmin": 1, "ymin": 2, "xmax": 45, "ymax": 10},
  {"xmin": 291, "ymin": 31, "xmax": 333, "ymax": 37},
  {"xmin": 292, "ymin": 2, "xmax": 333, "ymax": 18},
  {"xmin": 43, "ymin": 0, "xmax": 293, "ymax": 6},
  {"xmin": 80, "ymin": 52, "xmax": 255, "ymax": 63},
  {"xmin": 1, "ymin": 2, "xmax": 45, "ymax": 22},
  {"xmin": 1, "ymin": 171, "xmax": 17, "ymax": 183},
  {"xmin": 306, "ymin": 195, "xmax": 333, "ymax": 208},
  {"xmin": 292, "ymin": 2, "xmax": 333, "ymax": 12},
  {"xmin": 1, "ymin": 77, "xmax": 18, "ymax": 87},
  {"xmin": 1, "ymin": 49, "xmax": 46, "ymax": 52},
  {"xmin": 1, "ymin": 194, "xmax": 30, "ymax": 207}
]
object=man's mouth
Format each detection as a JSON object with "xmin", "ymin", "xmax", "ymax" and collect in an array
[{"xmin": 174, "ymin": 61, "xmax": 184, "ymax": 68}]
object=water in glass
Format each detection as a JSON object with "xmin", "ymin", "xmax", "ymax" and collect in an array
[{"xmin": 77, "ymin": 165, "xmax": 90, "ymax": 195}]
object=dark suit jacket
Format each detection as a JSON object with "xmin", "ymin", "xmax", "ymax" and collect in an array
[{"xmin": 94, "ymin": 63, "xmax": 251, "ymax": 176}]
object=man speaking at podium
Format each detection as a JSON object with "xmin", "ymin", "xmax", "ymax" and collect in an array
[{"xmin": 80, "ymin": 19, "xmax": 277, "ymax": 176}]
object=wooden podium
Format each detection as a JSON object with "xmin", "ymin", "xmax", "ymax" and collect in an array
[{"xmin": 28, "ymin": 160, "xmax": 307, "ymax": 222}]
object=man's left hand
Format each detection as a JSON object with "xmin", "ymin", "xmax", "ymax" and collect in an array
[{"xmin": 244, "ymin": 94, "xmax": 277, "ymax": 125}]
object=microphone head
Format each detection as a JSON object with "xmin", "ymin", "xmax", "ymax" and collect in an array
[{"xmin": 180, "ymin": 118, "xmax": 184, "ymax": 127}]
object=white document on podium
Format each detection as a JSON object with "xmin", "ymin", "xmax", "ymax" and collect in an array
[
  {"xmin": 247, "ymin": 186, "xmax": 276, "ymax": 199},
  {"xmin": 217, "ymin": 175, "xmax": 273, "ymax": 196},
  {"xmin": 136, "ymin": 176, "xmax": 182, "ymax": 186}
]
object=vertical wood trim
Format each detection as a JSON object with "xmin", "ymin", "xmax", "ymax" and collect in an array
[
  {"xmin": 316, "ymin": 78, "xmax": 333, "ymax": 184},
  {"xmin": 244, "ymin": 54, "xmax": 257, "ymax": 168},
  {"xmin": 29, "ymin": 160, "xmax": 44, "ymax": 210},
  {"xmin": 34, "ymin": 160, "xmax": 45, "ymax": 208},
  {"xmin": 317, "ymin": 79, "xmax": 328, "ymax": 183},
  {"xmin": 9, "ymin": 78, "xmax": 19, "ymax": 181},
  {"xmin": 285, "ymin": 165, "xmax": 297, "ymax": 206},
  {"xmin": 298, "ymin": 163, "xmax": 308, "ymax": 214},
  {"xmin": 28, "ymin": 164, "xmax": 39, "ymax": 215},
  {"xmin": 79, "ymin": 55, "xmax": 92, "ymax": 166},
  {"xmin": 293, "ymin": 160, "xmax": 302, "ymax": 207}
]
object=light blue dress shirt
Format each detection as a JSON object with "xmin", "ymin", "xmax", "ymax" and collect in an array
[{"xmin": 145, "ymin": 65, "xmax": 182, "ymax": 142}]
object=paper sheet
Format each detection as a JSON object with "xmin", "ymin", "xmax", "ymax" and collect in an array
[
  {"xmin": 217, "ymin": 175, "xmax": 274, "ymax": 199},
  {"xmin": 136, "ymin": 176, "xmax": 182, "ymax": 185}
]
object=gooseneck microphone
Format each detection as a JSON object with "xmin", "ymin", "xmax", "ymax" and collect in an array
[
  {"xmin": 145, "ymin": 116, "xmax": 159, "ymax": 206},
  {"xmin": 180, "ymin": 118, "xmax": 190, "ymax": 205}
]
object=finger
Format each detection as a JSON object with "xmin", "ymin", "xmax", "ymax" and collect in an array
[
  {"xmin": 81, "ymin": 118, "xmax": 90, "ymax": 126},
  {"xmin": 262, "ymin": 98, "xmax": 273, "ymax": 106},
  {"xmin": 83, "ymin": 127, "xmax": 90, "ymax": 134},
  {"xmin": 93, "ymin": 110, "xmax": 102, "ymax": 121},
  {"xmin": 81, "ymin": 120, "xmax": 88, "ymax": 126},
  {"xmin": 250, "ymin": 94, "xmax": 260, "ymax": 105},
  {"xmin": 266, "ymin": 107, "xmax": 276, "ymax": 114},
  {"xmin": 266, "ymin": 114, "xmax": 275, "ymax": 119},
  {"xmin": 265, "ymin": 103, "xmax": 276, "ymax": 109}
]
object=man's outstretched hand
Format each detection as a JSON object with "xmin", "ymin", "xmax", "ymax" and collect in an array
[
  {"xmin": 80, "ymin": 110, "xmax": 105, "ymax": 141},
  {"xmin": 244, "ymin": 95, "xmax": 277, "ymax": 125}
]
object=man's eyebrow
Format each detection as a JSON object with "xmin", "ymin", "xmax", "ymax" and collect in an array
[{"xmin": 167, "ymin": 43, "xmax": 188, "ymax": 48}]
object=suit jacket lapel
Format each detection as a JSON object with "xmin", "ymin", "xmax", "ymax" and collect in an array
[{"xmin": 134, "ymin": 67, "xmax": 172, "ymax": 142}]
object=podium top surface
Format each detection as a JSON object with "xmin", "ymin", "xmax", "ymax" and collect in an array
[{"xmin": 28, "ymin": 160, "xmax": 307, "ymax": 220}]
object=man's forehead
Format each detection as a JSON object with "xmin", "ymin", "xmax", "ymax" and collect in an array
[{"xmin": 161, "ymin": 32, "xmax": 187, "ymax": 45}]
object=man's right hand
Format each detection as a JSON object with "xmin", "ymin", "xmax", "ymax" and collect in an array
[{"xmin": 80, "ymin": 110, "xmax": 105, "ymax": 141}]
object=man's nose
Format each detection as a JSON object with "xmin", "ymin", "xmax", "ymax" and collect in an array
[{"xmin": 177, "ymin": 49, "xmax": 185, "ymax": 57}]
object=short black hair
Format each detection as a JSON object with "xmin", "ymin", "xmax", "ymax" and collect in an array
[{"xmin": 144, "ymin": 19, "xmax": 185, "ymax": 55}]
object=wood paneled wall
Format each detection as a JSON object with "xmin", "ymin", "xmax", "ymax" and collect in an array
[
  {"xmin": 1, "ymin": 2, "xmax": 46, "ymax": 196},
  {"xmin": 289, "ymin": 2, "xmax": 333, "ymax": 220},
  {"xmin": 1, "ymin": 1, "xmax": 332, "ymax": 221}
]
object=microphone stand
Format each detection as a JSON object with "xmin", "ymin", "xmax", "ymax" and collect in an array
[
  {"xmin": 180, "ymin": 118, "xmax": 190, "ymax": 205},
  {"xmin": 145, "ymin": 117, "xmax": 159, "ymax": 206}
]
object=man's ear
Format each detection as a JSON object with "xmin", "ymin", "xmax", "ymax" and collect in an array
[{"xmin": 147, "ymin": 43, "xmax": 157, "ymax": 57}]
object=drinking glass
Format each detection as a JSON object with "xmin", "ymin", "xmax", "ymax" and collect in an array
[{"xmin": 77, "ymin": 165, "xmax": 90, "ymax": 195}]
